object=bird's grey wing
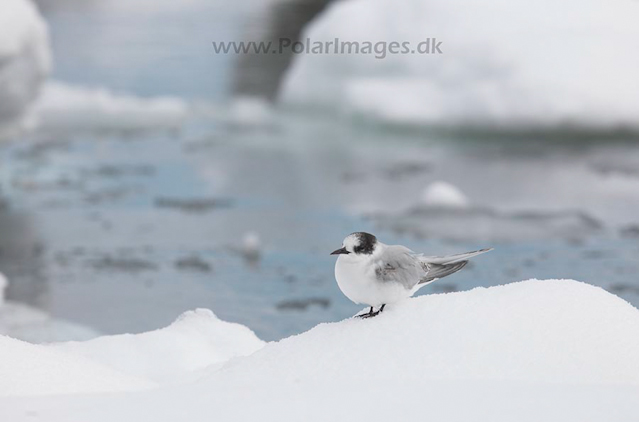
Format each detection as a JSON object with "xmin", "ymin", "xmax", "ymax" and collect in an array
[
  {"xmin": 373, "ymin": 246, "xmax": 423, "ymax": 290},
  {"xmin": 416, "ymin": 248, "xmax": 492, "ymax": 284},
  {"xmin": 418, "ymin": 248, "xmax": 493, "ymax": 265}
]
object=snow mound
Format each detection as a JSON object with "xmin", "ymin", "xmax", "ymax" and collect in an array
[
  {"xmin": 0, "ymin": 308, "xmax": 264, "ymax": 397},
  {"xmin": 216, "ymin": 280, "xmax": 639, "ymax": 385},
  {"xmin": 421, "ymin": 180, "xmax": 469, "ymax": 208},
  {"xmin": 1, "ymin": 280, "xmax": 638, "ymax": 420},
  {"xmin": 0, "ymin": 0, "xmax": 50, "ymax": 138},
  {"xmin": 52, "ymin": 309, "xmax": 265, "ymax": 384},
  {"xmin": 32, "ymin": 81, "xmax": 190, "ymax": 133},
  {"xmin": 0, "ymin": 335, "xmax": 153, "ymax": 397},
  {"xmin": 281, "ymin": 0, "xmax": 639, "ymax": 129}
]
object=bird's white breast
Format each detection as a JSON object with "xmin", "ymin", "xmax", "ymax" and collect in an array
[{"xmin": 335, "ymin": 255, "xmax": 412, "ymax": 307}]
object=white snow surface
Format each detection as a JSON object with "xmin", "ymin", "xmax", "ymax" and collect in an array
[
  {"xmin": 0, "ymin": 335, "xmax": 153, "ymax": 397},
  {"xmin": 52, "ymin": 309, "xmax": 265, "ymax": 384},
  {"xmin": 0, "ymin": 0, "xmax": 50, "ymax": 138},
  {"xmin": 281, "ymin": 0, "xmax": 639, "ymax": 129},
  {"xmin": 215, "ymin": 279, "xmax": 639, "ymax": 385},
  {"xmin": 32, "ymin": 81, "xmax": 190, "ymax": 132},
  {"xmin": 0, "ymin": 308, "xmax": 264, "ymax": 397},
  {"xmin": 421, "ymin": 180, "xmax": 469, "ymax": 208},
  {"xmin": 1, "ymin": 279, "xmax": 639, "ymax": 421}
]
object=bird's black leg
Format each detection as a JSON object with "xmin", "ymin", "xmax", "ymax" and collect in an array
[
  {"xmin": 358, "ymin": 305, "xmax": 385, "ymax": 319},
  {"xmin": 357, "ymin": 307, "xmax": 374, "ymax": 318}
]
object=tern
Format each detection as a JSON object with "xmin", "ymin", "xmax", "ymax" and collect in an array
[{"xmin": 331, "ymin": 232, "xmax": 492, "ymax": 318}]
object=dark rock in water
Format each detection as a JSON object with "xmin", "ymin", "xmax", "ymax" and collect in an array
[
  {"xmin": 370, "ymin": 206, "xmax": 604, "ymax": 243},
  {"xmin": 340, "ymin": 161, "xmax": 430, "ymax": 184},
  {"xmin": 581, "ymin": 250, "xmax": 611, "ymax": 260},
  {"xmin": 11, "ymin": 174, "xmax": 82, "ymax": 193},
  {"xmin": 174, "ymin": 256, "xmax": 213, "ymax": 273},
  {"xmin": 591, "ymin": 162, "xmax": 639, "ymax": 178},
  {"xmin": 382, "ymin": 161, "xmax": 431, "ymax": 180},
  {"xmin": 13, "ymin": 140, "xmax": 71, "ymax": 161},
  {"xmin": 83, "ymin": 186, "xmax": 140, "ymax": 205},
  {"xmin": 276, "ymin": 297, "xmax": 331, "ymax": 311},
  {"xmin": 87, "ymin": 164, "xmax": 156, "ymax": 179},
  {"xmin": 608, "ymin": 283, "xmax": 639, "ymax": 295},
  {"xmin": 154, "ymin": 197, "xmax": 232, "ymax": 213},
  {"xmin": 504, "ymin": 268, "xmax": 520, "ymax": 278},
  {"xmin": 284, "ymin": 274, "xmax": 297, "ymax": 283},
  {"xmin": 504, "ymin": 209, "xmax": 602, "ymax": 231},
  {"xmin": 90, "ymin": 256, "xmax": 158, "ymax": 273},
  {"xmin": 430, "ymin": 283, "xmax": 458, "ymax": 293},
  {"xmin": 233, "ymin": 0, "xmax": 333, "ymax": 100},
  {"xmin": 619, "ymin": 224, "xmax": 639, "ymax": 239},
  {"xmin": 340, "ymin": 170, "xmax": 367, "ymax": 184}
]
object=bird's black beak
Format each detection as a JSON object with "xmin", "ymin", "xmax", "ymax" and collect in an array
[{"xmin": 331, "ymin": 247, "xmax": 349, "ymax": 255}]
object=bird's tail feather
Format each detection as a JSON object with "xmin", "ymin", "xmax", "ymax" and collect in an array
[
  {"xmin": 418, "ymin": 248, "xmax": 493, "ymax": 265},
  {"xmin": 419, "ymin": 260, "xmax": 468, "ymax": 284}
]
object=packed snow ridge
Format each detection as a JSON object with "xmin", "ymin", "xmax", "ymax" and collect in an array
[
  {"xmin": 281, "ymin": 0, "xmax": 639, "ymax": 130},
  {"xmin": 0, "ymin": 0, "xmax": 50, "ymax": 138},
  {"xmin": 1, "ymin": 279, "xmax": 638, "ymax": 421}
]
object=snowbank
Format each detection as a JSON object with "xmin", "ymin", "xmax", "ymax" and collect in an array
[
  {"xmin": 0, "ymin": 309, "xmax": 264, "ymax": 398},
  {"xmin": 0, "ymin": 335, "xmax": 153, "ymax": 397},
  {"xmin": 281, "ymin": 0, "xmax": 639, "ymax": 129},
  {"xmin": 52, "ymin": 309, "xmax": 264, "ymax": 384},
  {"xmin": 0, "ymin": 0, "xmax": 50, "ymax": 138},
  {"xmin": 32, "ymin": 81, "xmax": 190, "ymax": 133},
  {"xmin": 1, "ymin": 280, "xmax": 639, "ymax": 421},
  {"xmin": 215, "ymin": 279, "xmax": 639, "ymax": 386}
]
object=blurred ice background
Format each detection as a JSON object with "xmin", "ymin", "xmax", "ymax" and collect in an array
[{"xmin": 1, "ymin": 0, "xmax": 638, "ymax": 341}]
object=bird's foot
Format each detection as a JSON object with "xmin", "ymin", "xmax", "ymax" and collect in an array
[
  {"xmin": 356, "ymin": 304, "xmax": 386, "ymax": 319},
  {"xmin": 358, "ymin": 310, "xmax": 379, "ymax": 319}
]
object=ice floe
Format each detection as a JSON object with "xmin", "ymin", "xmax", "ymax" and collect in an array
[{"xmin": 0, "ymin": 0, "xmax": 50, "ymax": 138}]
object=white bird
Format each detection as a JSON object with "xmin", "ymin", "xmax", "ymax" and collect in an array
[
  {"xmin": 331, "ymin": 232, "xmax": 492, "ymax": 318},
  {"xmin": 241, "ymin": 231, "xmax": 261, "ymax": 266}
]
